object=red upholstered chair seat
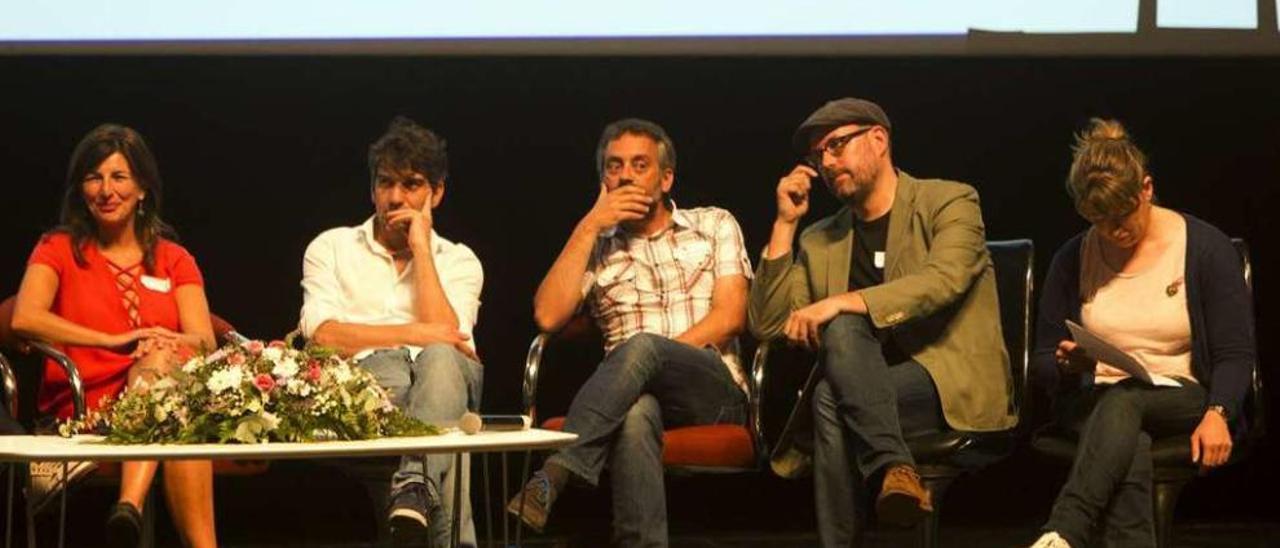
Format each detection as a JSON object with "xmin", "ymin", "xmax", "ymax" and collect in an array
[{"xmin": 540, "ymin": 416, "xmax": 756, "ymax": 469}]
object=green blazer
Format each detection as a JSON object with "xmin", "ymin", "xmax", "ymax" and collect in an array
[{"xmin": 749, "ymin": 172, "xmax": 1016, "ymax": 432}]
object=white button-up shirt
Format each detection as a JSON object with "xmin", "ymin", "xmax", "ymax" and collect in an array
[{"xmin": 299, "ymin": 217, "xmax": 483, "ymax": 360}]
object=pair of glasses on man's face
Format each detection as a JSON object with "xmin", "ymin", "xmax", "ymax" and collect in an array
[{"xmin": 804, "ymin": 126, "xmax": 875, "ymax": 169}]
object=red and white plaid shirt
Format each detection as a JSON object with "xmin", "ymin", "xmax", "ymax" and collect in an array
[{"xmin": 583, "ymin": 204, "xmax": 752, "ymax": 389}]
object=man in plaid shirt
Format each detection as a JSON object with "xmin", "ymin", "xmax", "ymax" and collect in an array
[{"xmin": 508, "ymin": 118, "xmax": 752, "ymax": 546}]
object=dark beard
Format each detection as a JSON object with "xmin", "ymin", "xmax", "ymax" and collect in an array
[{"xmin": 825, "ymin": 165, "xmax": 878, "ymax": 202}]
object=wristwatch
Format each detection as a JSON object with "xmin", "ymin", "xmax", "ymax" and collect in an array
[{"xmin": 1206, "ymin": 404, "xmax": 1230, "ymax": 421}]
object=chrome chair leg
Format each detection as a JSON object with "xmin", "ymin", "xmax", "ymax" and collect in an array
[
  {"xmin": 451, "ymin": 453, "xmax": 463, "ymax": 548},
  {"xmin": 4, "ymin": 464, "xmax": 13, "ymax": 548},
  {"xmin": 482, "ymin": 453, "xmax": 492, "ymax": 548},
  {"xmin": 514, "ymin": 450, "xmax": 530, "ymax": 548},
  {"xmin": 24, "ymin": 462, "xmax": 34, "ymax": 548},
  {"xmin": 57, "ymin": 462, "xmax": 66, "ymax": 548},
  {"xmin": 501, "ymin": 454, "xmax": 509, "ymax": 547}
]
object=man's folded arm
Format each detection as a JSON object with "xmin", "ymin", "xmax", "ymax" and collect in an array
[
  {"xmin": 314, "ymin": 321, "xmax": 430, "ymax": 357},
  {"xmin": 677, "ymin": 274, "xmax": 748, "ymax": 349}
]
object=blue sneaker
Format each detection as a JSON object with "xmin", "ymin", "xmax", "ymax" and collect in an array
[
  {"xmin": 506, "ymin": 470, "xmax": 556, "ymax": 533},
  {"xmin": 388, "ymin": 482, "xmax": 433, "ymax": 542}
]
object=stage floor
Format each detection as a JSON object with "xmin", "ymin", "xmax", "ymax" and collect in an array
[
  {"xmin": 9, "ymin": 457, "xmax": 1278, "ymax": 547},
  {"xmin": 218, "ymin": 522, "xmax": 1279, "ymax": 547}
]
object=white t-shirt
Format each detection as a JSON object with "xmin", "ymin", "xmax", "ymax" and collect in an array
[{"xmin": 1081, "ymin": 217, "xmax": 1193, "ymax": 384}]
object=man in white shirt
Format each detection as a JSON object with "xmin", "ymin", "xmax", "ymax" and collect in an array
[
  {"xmin": 299, "ymin": 116, "xmax": 482, "ymax": 546},
  {"xmin": 507, "ymin": 118, "xmax": 751, "ymax": 547}
]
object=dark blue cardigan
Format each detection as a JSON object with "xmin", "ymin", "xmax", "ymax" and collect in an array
[{"xmin": 1031, "ymin": 214, "xmax": 1256, "ymax": 428}]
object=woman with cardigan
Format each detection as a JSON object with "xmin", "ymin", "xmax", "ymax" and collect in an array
[{"xmin": 1029, "ymin": 119, "xmax": 1255, "ymax": 548}]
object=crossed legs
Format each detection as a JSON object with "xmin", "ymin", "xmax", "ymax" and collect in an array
[
  {"xmin": 812, "ymin": 314, "xmax": 945, "ymax": 547},
  {"xmin": 512, "ymin": 333, "xmax": 746, "ymax": 547},
  {"xmin": 359, "ymin": 344, "xmax": 483, "ymax": 547},
  {"xmin": 1043, "ymin": 381, "xmax": 1205, "ymax": 547}
]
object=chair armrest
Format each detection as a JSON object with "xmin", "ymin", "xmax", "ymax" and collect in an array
[
  {"xmin": 210, "ymin": 313, "xmax": 246, "ymax": 347},
  {"xmin": 523, "ymin": 333, "xmax": 550, "ymax": 422},
  {"xmin": 748, "ymin": 343, "xmax": 769, "ymax": 460},
  {"xmin": 222, "ymin": 331, "xmax": 250, "ymax": 346},
  {"xmin": 26, "ymin": 340, "xmax": 86, "ymax": 421},
  {"xmin": 0, "ymin": 351, "xmax": 17, "ymax": 420}
]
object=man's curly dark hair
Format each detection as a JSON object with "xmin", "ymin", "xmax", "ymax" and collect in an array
[{"xmin": 368, "ymin": 116, "xmax": 448, "ymax": 188}]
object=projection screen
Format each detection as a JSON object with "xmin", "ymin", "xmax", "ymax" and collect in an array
[{"xmin": 2, "ymin": 0, "xmax": 1277, "ymax": 55}]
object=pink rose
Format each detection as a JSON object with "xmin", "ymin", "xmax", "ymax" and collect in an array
[
  {"xmin": 227, "ymin": 352, "xmax": 246, "ymax": 366},
  {"xmin": 307, "ymin": 364, "xmax": 323, "ymax": 383},
  {"xmin": 243, "ymin": 340, "xmax": 265, "ymax": 355},
  {"xmin": 268, "ymin": 340, "xmax": 287, "ymax": 350},
  {"xmin": 254, "ymin": 373, "xmax": 276, "ymax": 392}
]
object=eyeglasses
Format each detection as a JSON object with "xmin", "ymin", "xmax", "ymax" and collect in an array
[{"xmin": 805, "ymin": 126, "xmax": 875, "ymax": 168}]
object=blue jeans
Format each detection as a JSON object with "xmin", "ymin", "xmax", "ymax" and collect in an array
[
  {"xmin": 813, "ymin": 314, "xmax": 945, "ymax": 548},
  {"xmin": 359, "ymin": 344, "xmax": 483, "ymax": 548},
  {"xmin": 549, "ymin": 333, "xmax": 747, "ymax": 548},
  {"xmin": 1046, "ymin": 380, "xmax": 1206, "ymax": 548}
]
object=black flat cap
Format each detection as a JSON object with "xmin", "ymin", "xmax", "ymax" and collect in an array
[{"xmin": 792, "ymin": 97, "xmax": 891, "ymax": 153}]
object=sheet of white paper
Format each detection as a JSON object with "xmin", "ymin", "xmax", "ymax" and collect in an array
[
  {"xmin": 1148, "ymin": 374, "xmax": 1184, "ymax": 388},
  {"xmin": 1066, "ymin": 320, "xmax": 1181, "ymax": 387}
]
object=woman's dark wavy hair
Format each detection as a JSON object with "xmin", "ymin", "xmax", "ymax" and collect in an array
[{"xmin": 56, "ymin": 124, "xmax": 175, "ymax": 273}]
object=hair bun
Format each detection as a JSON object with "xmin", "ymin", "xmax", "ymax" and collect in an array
[{"xmin": 1082, "ymin": 118, "xmax": 1129, "ymax": 143}]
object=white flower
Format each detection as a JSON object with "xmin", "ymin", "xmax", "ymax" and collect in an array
[
  {"xmin": 260, "ymin": 411, "xmax": 281, "ymax": 430},
  {"xmin": 287, "ymin": 379, "xmax": 312, "ymax": 397},
  {"xmin": 151, "ymin": 377, "xmax": 177, "ymax": 392},
  {"xmin": 181, "ymin": 356, "xmax": 204, "ymax": 374},
  {"xmin": 331, "ymin": 364, "xmax": 354, "ymax": 384},
  {"xmin": 272, "ymin": 357, "xmax": 300, "ymax": 379},
  {"xmin": 261, "ymin": 347, "xmax": 284, "ymax": 363},
  {"xmin": 207, "ymin": 366, "xmax": 245, "ymax": 394}
]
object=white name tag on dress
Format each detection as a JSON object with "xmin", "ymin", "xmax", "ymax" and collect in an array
[
  {"xmin": 140, "ymin": 275, "xmax": 172, "ymax": 293},
  {"xmin": 874, "ymin": 251, "xmax": 886, "ymax": 269}
]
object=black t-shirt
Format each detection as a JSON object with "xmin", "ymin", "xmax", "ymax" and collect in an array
[
  {"xmin": 849, "ymin": 211, "xmax": 909, "ymax": 364},
  {"xmin": 850, "ymin": 212, "xmax": 890, "ymax": 290}
]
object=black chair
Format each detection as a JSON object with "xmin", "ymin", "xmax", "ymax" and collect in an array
[
  {"xmin": 1031, "ymin": 238, "xmax": 1264, "ymax": 548},
  {"xmin": 907, "ymin": 239, "xmax": 1035, "ymax": 547},
  {"xmin": 763, "ymin": 239, "xmax": 1034, "ymax": 547}
]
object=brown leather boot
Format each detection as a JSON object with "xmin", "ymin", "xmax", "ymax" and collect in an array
[{"xmin": 875, "ymin": 464, "xmax": 933, "ymax": 526}]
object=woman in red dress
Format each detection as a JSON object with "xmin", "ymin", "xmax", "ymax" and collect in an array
[{"xmin": 12, "ymin": 124, "xmax": 217, "ymax": 547}]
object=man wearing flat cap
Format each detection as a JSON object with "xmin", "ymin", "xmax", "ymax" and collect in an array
[{"xmin": 748, "ymin": 98, "xmax": 1015, "ymax": 545}]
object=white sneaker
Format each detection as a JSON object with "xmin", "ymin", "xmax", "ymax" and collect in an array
[
  {"xmin": 1029, "ymin": 531, "xmax": 1072, "ymax": 548},
  {"xmin": 26, "ymin": 460, "xmax": 97, "ymax": 513}
]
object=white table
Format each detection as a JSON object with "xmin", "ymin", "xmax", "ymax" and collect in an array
[{"xmin": 0, "ymin": 429, "xmax": 576, "ymax": 547}]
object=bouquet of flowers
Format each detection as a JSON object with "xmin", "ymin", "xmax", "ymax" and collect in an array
[{"xmin": 61, "ymin": 338, "xmax": 439, "ymax": 444}]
